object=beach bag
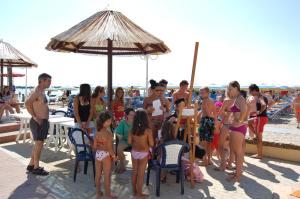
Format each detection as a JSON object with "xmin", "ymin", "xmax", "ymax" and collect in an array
[{"xmin": 181, "ymin": 157, "xmax": 204, "ymax": 183}]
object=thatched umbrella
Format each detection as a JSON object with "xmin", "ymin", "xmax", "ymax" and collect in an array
[
  {"xmin": 0, "ymin": 39, "xmax": 37, "ymax": 91},
  {"xmin": 46, "ymin": 10, "xmax": 170, "ymax": 109}
]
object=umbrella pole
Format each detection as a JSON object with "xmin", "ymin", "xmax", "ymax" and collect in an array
[
  {"xmin": 145, "ymin": 55, "xmax": 149, "ymax": 96},
  {"xmin": 0, "ymin": 59, "xmax": 3, "ymax": 92},
  {"xmin": 25, "ymin": 67, "xmax": 28, "ymax": 97},
  {"xmin": 107, "ymin": 39, "xmax": 113, "ymax": 111}
]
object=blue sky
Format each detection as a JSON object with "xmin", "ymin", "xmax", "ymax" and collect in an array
[{"xmin": 1, "ymin": 0, "xmax": 299, "ymax": 87}]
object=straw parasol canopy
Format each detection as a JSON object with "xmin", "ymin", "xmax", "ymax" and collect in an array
[
  {"xmin": 0, "ymin": 39, "xmax": 37, "ymax": 90},
  {"xmin": 46, "ymin": 10, "xmax": 170, "ymax": 109}
]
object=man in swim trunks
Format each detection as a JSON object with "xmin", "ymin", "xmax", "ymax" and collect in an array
[
  {"xmin": 199, "ymin": 87, "xmax": 217, "ymax": 166},
  {"xmin": 249, "ymin": 84, "xmax": 268, "ymax": 159},
  {"xmin": 25, "ymin": 73, "xmax": 51, "ymax": 175}
]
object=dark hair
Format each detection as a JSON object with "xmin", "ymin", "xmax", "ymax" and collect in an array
[
  {"xmin": 114, "ymin": 87, "xmax": 124, "ymax": 103},
  {"xmin": 150, "ymin": 79, "xmax": 158, "ymax": 89},
  {"xmin": 92, "ymin": 86, "xmax": 105, "ymax": 98},
  {"xmin": 159, "ymin": 79, "xmax": 168, "ymax": 86},
  {"xmin": 125, "ymin": 107, "xmax": 135, "ymax": 116},
  {"xmin": 180, "ymin": 80, "xmax": 189, "ymax": 87},
  {"xmin": 97, "ymin": 111, "xmax": 112, "ymax": 131},
  {"xmin": 161, "ymin": 121, "xmax": 176, "ymax": 142},
  {"xmin": 240, "ymin": 90, "xmax": 247, "ymax": 98},
  {"xmin": 38, "ymin": 73, "xmax": 51, "ymax": 83},
  {"xmin": 79, "ymin": 84, "xmax": 91, "ymax": 103},
  {"xmin": 3, "ymin": 86, "xmax": 10, "ymax": 96},
  {"xmin": 131, "ymin": 109, "xmax": 150, "ymax": 136},
  {"xmin": 229, "ymin": 81, "xmax": 240, "ymax": 92},
  {"xmin": 249, "ymin": 84, "xmax": 260, "ymax": 92}
]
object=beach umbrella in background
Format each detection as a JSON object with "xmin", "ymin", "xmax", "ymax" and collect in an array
[
  {"xmin": 0, "ymin": 39, "xmax": 37, "ymax": 93},
  {"xmin": 1, "ymin": 72, "xmax": 25, "ymax": 77},
  {"xmin": 45, "ymin": 10, "xmax": 170, "ymax": 109},
  {"xmin": 1, "ymin": 72, "xmax": 25, "ymax": 86}
]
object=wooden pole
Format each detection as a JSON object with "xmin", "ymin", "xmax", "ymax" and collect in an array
[
  {"xmin": 1, "ymin": 59, "xmax": 3, "ymax": 92},
  {"xmin": 107, "ymin": 39, "xmax": 113, "ymax": 112},
  {"xmin": 187, "ymin": 42, "xmax": 199, "ymax": 107},
  {"xmin": 188, "ymin": 42, "xmax": 199, "ymax": 188}
]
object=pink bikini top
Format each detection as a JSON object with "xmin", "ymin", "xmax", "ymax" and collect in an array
[
  {"xmin": 230, "ymin": 104, "xmax": 240, "ymax": 113},
  {"xmin": 230, "ymin": 98, "xmax": 241, "ymax": 113}
]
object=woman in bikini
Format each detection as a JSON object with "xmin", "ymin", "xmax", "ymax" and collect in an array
[
  {"xmin": 226, "ymin": 81, "xmax": 248, "ymax": 182},
  {"xmin": 93, "ymin": 112, "xmax": 117, "ymax": 199},
  {"xmin": 91, "ymin": 86, "xmax": 107, "ymax": 125},
  {"xmin": 292, "ymin": 92, "xmax": 300, "ymax": 129},
  {"xmin": 143, "ymin": 80, "xmax": 169, "ymax": 143},
  {"xmin": 128, "ymin": 109, "xmax": 154, "ymax": 199},
  {"xmin": 112, "ymin": 87, "xmax": 125, "ymax": 126}
]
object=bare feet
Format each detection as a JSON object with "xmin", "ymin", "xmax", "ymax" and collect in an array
[{"xmin": 250, "ymin": 154, "xmax": 262, "ymax": 159}]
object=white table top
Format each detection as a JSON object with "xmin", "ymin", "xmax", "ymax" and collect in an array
[
  {"xmin": 48, "ymin": 117, "xmax": 73, "ymax": 124},
  {"xmin": 11, "ymin": 113, "xmax": 63, "ymax": 120}
]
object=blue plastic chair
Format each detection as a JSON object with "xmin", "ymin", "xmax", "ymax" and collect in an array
[
  {"xmin": 68, "ymin": 128, "xmax": 95, "ymax": 182},
  {"xmin": 146, "ymin": 140, "xmax": 189, "ymax": 197},
  {"xmin": 52, "ymin": 110, "xmax": 68, "ymax": 117}
]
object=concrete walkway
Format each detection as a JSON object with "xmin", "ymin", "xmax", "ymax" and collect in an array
[{"xmin": 0, "ymin": 142, "xmax": 299, "ymax": 199}]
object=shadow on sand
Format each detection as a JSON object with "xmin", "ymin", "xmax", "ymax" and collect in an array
[
  {"xmin": 239, "ymin": 175, "xmax": 279, "ymax": 199},
  {"xmin": 262, "ymin": 159, "xmax": 300, "ymax": 182},
  {"xmin": 244, "ymin": 161, "xmax": 280, "ymax": 183}
]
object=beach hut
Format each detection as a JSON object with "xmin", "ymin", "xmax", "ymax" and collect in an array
[
  {"xmin": 0, "ymin": 39, "xmax": 37, "ymax": 92},
  {"xmin": 45, "ymin": 10, "xmax": 170, "ymax": 109}
]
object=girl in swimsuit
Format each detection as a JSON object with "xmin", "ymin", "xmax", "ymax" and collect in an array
[
  {"xmin": 216, "ymin": 89, "xmax": 235, "ymax": 171},
  {"xmin": 128, "ymin": 109, "xmax": 154, "ymax": 199},
  {"xmin": 91, "ymin": 86, "xmax": 107, "ymax": 126},
  {"xmin": 226, "ymin": 81, "xmax": 248, "ymax": 182},
  {"xmin": 292, "ymin": 93, "xmax": 300, "ymax": 128},
  {"xmin": 93, "ymin": 112, "xmax": 117, "ymax": 199},
  {"xmin": 112, "ymin": 87, "xmax": 125, "ymax": 126}
]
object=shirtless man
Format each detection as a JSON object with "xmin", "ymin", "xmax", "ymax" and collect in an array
[
  {"xmin": 172, "ymin": 80, "xmax": 189, "ymax": 105},
  {"xmin": 25, "ymin": 73, "xmax": 51, "ymax": 175},
  {"xmin": 199, "ymin": 87, "xmax": 217, "ymax": 166}
]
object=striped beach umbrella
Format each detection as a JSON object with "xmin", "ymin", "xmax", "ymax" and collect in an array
[
  {"xmin": 46, "ymin": 10, "xmax": 170, "ymax": 109},
  {"xmin": 0, "ymin": 39, "xmax": 37, "ymax": 91}
]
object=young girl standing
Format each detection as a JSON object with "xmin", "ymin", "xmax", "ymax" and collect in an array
[
  {"xmin": 128, "ymin": 109, "xmax": 154, "ymax": 199},
  {"xmin": 93, "ymin": 112, "xmax": 117, "ymax": 199}
]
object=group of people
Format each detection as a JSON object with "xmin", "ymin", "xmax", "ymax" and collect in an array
[
  {"xmin": 0, "ymin": 85, "xmax": 21, "ymax": 119},
  {"xmin": 25, "ymin": 73, "xmax": 277, "ymax": 199}
]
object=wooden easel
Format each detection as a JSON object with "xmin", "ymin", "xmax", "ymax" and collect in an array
[{"xmin": 174, "ymin": 42, "xmax": 199, "ymax": 188}]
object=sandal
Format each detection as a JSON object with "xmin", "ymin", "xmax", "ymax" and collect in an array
[{"xmin": 32, "ymin": 167, "xmax": 49, "ymax": 176}]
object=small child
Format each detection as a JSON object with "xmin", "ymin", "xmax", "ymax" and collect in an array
[
  {"xmin": 158, "ymin": 121, "xmax": 177, "ymax": 182},
  {"xmin": 128, "ymin": 109, "xmax": 154, "ymax": 199},
  {"xmin": 211, "ymin": 101, "xmax": 223, "ymax": 160},
  {"xmin": 93, "ymin": 112, "xmax": 117, "ymax": 199}
]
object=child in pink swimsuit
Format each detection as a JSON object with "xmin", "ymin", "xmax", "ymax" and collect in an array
[
  {"xmin": 93, "ymin": 112, "xmax": 117, "ymax": 199},
  {"xmin": 128, "ymin": 109, "xmax": 154, "ymax": 199}
]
